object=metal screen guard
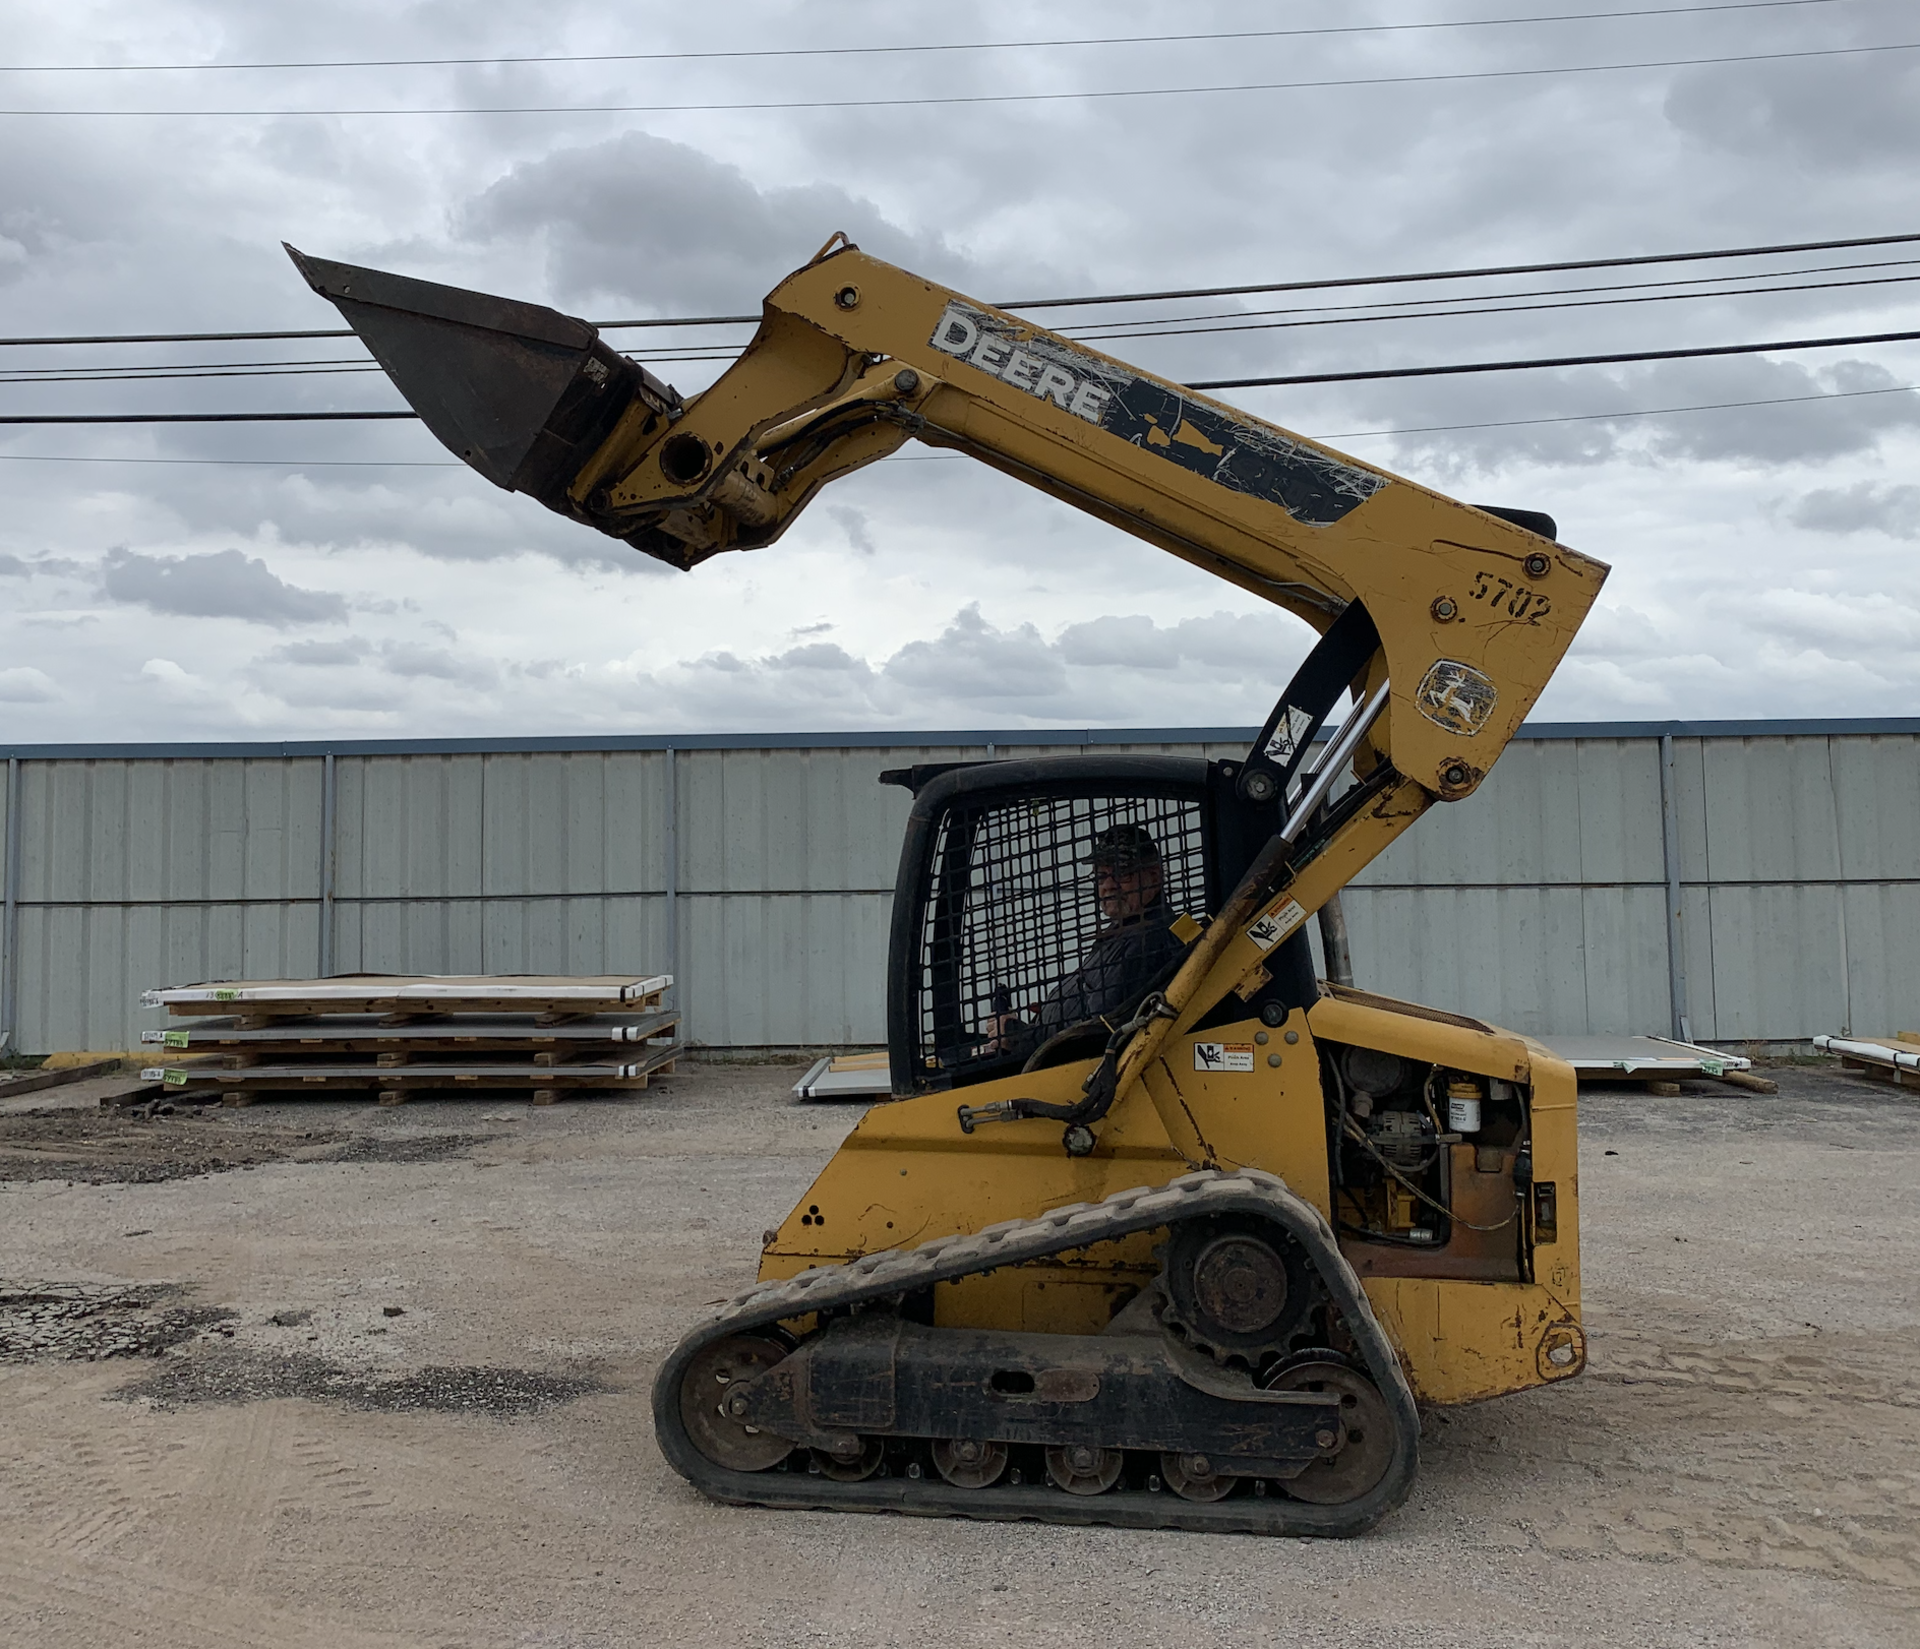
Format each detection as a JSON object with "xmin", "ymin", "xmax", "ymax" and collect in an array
[{"xmin": 916, "ymin": 791, "xmax": 1209, "ymax": 1083}]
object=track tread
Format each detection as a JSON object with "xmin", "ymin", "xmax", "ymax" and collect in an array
[{"xmin": 652, "ymin": 1169, "xmax": 1420, "ymax": 1537}]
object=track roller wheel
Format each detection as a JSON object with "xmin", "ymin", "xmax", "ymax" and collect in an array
[
  {"xmin": 1045, "ymin": 1444, "xmax": 1124, "ymax": 1495},
  {"xmin": 931, "ymin": 1438, "xmax": 1008, "ymax": 1489},
  {"xmin": 1159, "ymin": 1451, "xmax": 1234, "ymax": 1502},
  {"xmin": 1265, "ymin": 1358, "xmax": 1393, "ymax": 1505},
  {"xmin": 812, "ymin": 1437, "xmax": 886, "ymax": 1481},
  {"xmin": 679, "ymin": 1335, "xmax": 795, "ymax": 1472}
]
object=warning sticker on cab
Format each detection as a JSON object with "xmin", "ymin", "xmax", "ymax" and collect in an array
[
  {"xmin": 1193, "ymin": 1042, "xmax": 1256, "ymax": 1073},
  {"xmin": 1245, "ymin": 897, "xmax": 1306, "ymax": 951}
]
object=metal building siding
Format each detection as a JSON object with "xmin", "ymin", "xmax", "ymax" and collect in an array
[
  {"xmin": 679, "ymin": 890, "xmax": 892, "ymax": 1046},
  {"xmin": 1830, "ymin": 734, "xmax": 1920, "ymax": 880},
  {"xmin": 19, "ymin": 900, "xmax": 322, "ymax": 1052},
  {"xmin": 1, "ymin": 725, "xmax": 1912, "ymax": 1052},
  {"xmin": 1337, "ymin": 883, "xmax": 1666, "ymax": 1036},
  {"xmin": 1841, "ymin": 882, "xmax": 1920, "ymax": 1038}
]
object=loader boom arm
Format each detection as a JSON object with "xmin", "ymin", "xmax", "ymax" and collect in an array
[{"xmin": 291, "ymin": 236, "xmax": 1609, "ymax": 1160}]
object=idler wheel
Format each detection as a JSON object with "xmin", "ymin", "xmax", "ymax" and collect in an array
[
  {"xmin": 1044, "ymin": 1444, "xmax": 1124, "ymax": 1496},
  {"xmin": 932, "ymin": 1437, "xmax": 1009, "ymax": 1490},
  {"xmin": 1159, "ymin": 1451, "xmax": 1233, "ymax": 1503},
  {"xmin": 1265, "ymin": 1359, "xmax": 1394, "ymax": 1505},
  {"xmin": 678, "ymin": 1335, "xmax": 795, "ymax": 1472}
]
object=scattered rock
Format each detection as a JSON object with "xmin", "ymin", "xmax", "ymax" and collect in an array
[{"xmin": 119, "ymin": 1345, "xmax": 604, "ymax": 1418}]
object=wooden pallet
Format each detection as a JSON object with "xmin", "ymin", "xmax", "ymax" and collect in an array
[{"xmin": 142, "ymin": 1040, "xmax": 682, "ymax": 1107}]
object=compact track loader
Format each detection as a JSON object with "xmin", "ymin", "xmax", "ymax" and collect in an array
[{"xmin": 291, "ymin": 233, "xmax": 1605, "ymax": 1535}]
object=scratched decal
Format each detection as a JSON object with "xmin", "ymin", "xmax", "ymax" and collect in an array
[
  {"xmin": 1194, "ymin": 1042, "xmax": 1256, "ymax": 1073},
  {"xmin": 1246, "ymin": 897, "xmax": 1307, "ymax": 951},
  {"xmin": 1414, "ymin": 660, "xmax": 1499, "ymax": 735},
  {"xmin": 927, "ymin": 301, "xmax": 1387, "ymax": 527}
]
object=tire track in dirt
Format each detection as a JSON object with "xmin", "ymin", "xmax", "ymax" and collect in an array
[
  {"xmin": 1437, "ymin": 1324, "xmax": 1920, "ymax": 1591},
  {"xmin": 0, "ymin": 1536, "xmax": 417, "ymax": 1649},
  {"xmin": 152, "ymin": 1400, "xmax": 299, "ymax": 1595}
]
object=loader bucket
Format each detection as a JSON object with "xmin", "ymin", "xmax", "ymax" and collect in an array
[{"xmin": 284, "ymin": 245, "xmax": 679, "ymax": 508}]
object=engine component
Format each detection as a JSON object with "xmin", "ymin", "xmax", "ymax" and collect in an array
[
  {"xmin": 1368, "ymin": 1107, "xmax": 1432, "ymax": 1170},
  {"xmin": 1342, "ymin": 1046, "xmax": 1407, "ymax": 1098},
  {"xmin": 1447, "ymin": 1079, "xmax": 1484, "ymax": 1134}
]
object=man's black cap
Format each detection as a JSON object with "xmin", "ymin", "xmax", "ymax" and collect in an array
[{"xmin": 1090, "ymin": 822, "xmax": 1161, "ymax": 871}]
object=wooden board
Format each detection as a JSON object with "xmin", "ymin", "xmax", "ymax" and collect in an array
[
  {"xmin": 140, "ymin": 1010, "xmax": 678, "ymax": 1055},
  {"xmin": 143, "ymin": 974, "xmax": 671, "ymax": 1018}
]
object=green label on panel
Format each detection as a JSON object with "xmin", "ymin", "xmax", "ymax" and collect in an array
[
  {"xmin": 164, "ymin": 1030, "xmax": 190, "ymax": 1048},
  {"xmin": 162, "ymin": 1070, "xmax": 188, "ymax": 1086},
  {"xmin": 214, "ymin": 989, "xmax": 238, "ymax": 1001}
]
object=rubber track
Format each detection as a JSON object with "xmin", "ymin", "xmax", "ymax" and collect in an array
[{"xmin": 652, "ymin": 1168, "xmax": 1420, "ymax": 1536}]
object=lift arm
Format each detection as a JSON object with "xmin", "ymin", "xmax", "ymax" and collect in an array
[{"xmin": 289, "ymin": 235, "xmax": 1608, "ymax": 1160}]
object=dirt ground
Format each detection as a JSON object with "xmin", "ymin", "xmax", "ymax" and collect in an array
[{"xmin": 1, "ymin": 1059, "xmax": 1915, "ymax": 1648}]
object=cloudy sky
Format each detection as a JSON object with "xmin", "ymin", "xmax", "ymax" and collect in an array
[{"xmin": 2, "ymin": 0, "xmax": 1917, "ymax": 742}]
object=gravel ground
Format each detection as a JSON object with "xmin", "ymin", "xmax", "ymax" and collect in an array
[{"xmin": 0, "ymin": 1059, "xmax": 1915, "ymax": 1648}]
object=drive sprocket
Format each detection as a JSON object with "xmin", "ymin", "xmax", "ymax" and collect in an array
[{"xmin": 1155, "ymin": 1212, "xmax": 1324, "ymax": 1371}]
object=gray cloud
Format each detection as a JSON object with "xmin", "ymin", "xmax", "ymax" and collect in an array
[
  {"xmin": 1790, "ymin": 481, "xmax": 1920, "ymax": 539},
  {"xmin": 2, "ymin": 0, "xmax": 1917, "ymax": 743},
  {"xmin": 267, "ymin": 637, "xmax": 374, "ymax": 665},
  {"xmin": 101, "ymin": 547, "xmax": 348, "ymax": 626},
  {"xmin": 1339, "ymin": 358, "xmax": 1920, "ymax": 481},
  {"xmin": 378, "ymin": 641, "xmax": 496, "ymax": 686},
  {"xmin": 0, "ymin": 666, "xmax": 57, "ymax": 703},
  {"xmin": 460, "ymin": 130, "xmax": 977, "ymax": 314}
]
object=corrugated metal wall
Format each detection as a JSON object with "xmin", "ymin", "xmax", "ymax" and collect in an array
[{"xmin": 1, "ymin": 723, "xmax": 1912, "ymax": 1053}]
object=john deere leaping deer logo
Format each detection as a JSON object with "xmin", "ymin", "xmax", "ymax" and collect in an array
[{"xmin": 1414, "ymin": 660, "xmax": 1499, "ymax": 735}]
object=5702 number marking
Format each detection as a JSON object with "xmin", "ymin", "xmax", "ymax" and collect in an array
[{"xmin": 1470, "ymin": 570, "xmax": 1551, "ymax": 623}]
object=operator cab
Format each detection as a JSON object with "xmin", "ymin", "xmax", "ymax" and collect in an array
[{"xmin": 880, "ymin": 755, "xmax": 1317, "ymax": 1097}]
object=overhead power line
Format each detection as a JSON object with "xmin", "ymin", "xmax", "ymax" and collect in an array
[
  {"xmin": 2, "ymin": 38, "xmax": 1914, "ymax": 117},
  {"xmin": 1, "ymin": 381, "xmax": 1914, "ymax": 468},
  {"xmin": 1081, "ymin": 269, "xmax": 1920, "ymax": 346},
  {"xmin": 13, "ymin": 265, "xmax": 1920, "ymax": 388},
  {"xmin": 8, "ymin": 326, "xmax": 1920, "ymax": 423},
  {"xmin": 5, "ymin": 229, "xmax": 1919, "ymax": 351},
  {"xmin": 0, "ymin": 2, "xmax": 1855, "ymax": 72},
  {"xmin": 0, "ymin": 411, "xmax": 420, "ymax": 424},
  {"xmin": 1190, "ymin": 327, "xmax": 1920, "ymax": 390},
  {"xmin": 1059, "ymin": 256, "xmax": 1920, "ymax": 329},
  {"xmin": 1321, "ymin": 381, "xmax": 1920, "ymax": 440}
]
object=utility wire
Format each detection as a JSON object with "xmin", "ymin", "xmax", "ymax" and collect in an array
[
  {"xmin": 1059, "ymin": 256, "xmax": 1920, "ymax": 331},
  {"xmin": 1318, "ymin": 381, "xmax": 1919, "ymax": 440},
  {"xmin": 1, "ymin": 383, "xmax": 1912, "ymax": 464},
  {"xmin": 3, "ymin": 39, "xmax": 1916, "ymax": 117},
  {"xmin": 999, "ymin": 231, "xmax": 1920, "ymax": 311},
  {"xmin": 1080, "ymin": 270, "xmax": 1920, "ymax": 345},
  {"xmin": 0, "ymin": 2, "xmax": 1856, "ymax": 72},
  {"xmin": 1190, "ymin": 326, "xmax": 1920, "ymax": 389},
  {"xmin": 8, "ymin": 326, "xmax": 1920, "ymax": 422},
  {"xmin": 7, "ymin": 229, "xmax": 1920, "ymax": 350},
  {"xmin": 0, "ymin": 411, "xmax": 420, "ymax": 424},
  {"xmin": 17, "ymin": 265, "xmax": 1920, "ymax": 387}
]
